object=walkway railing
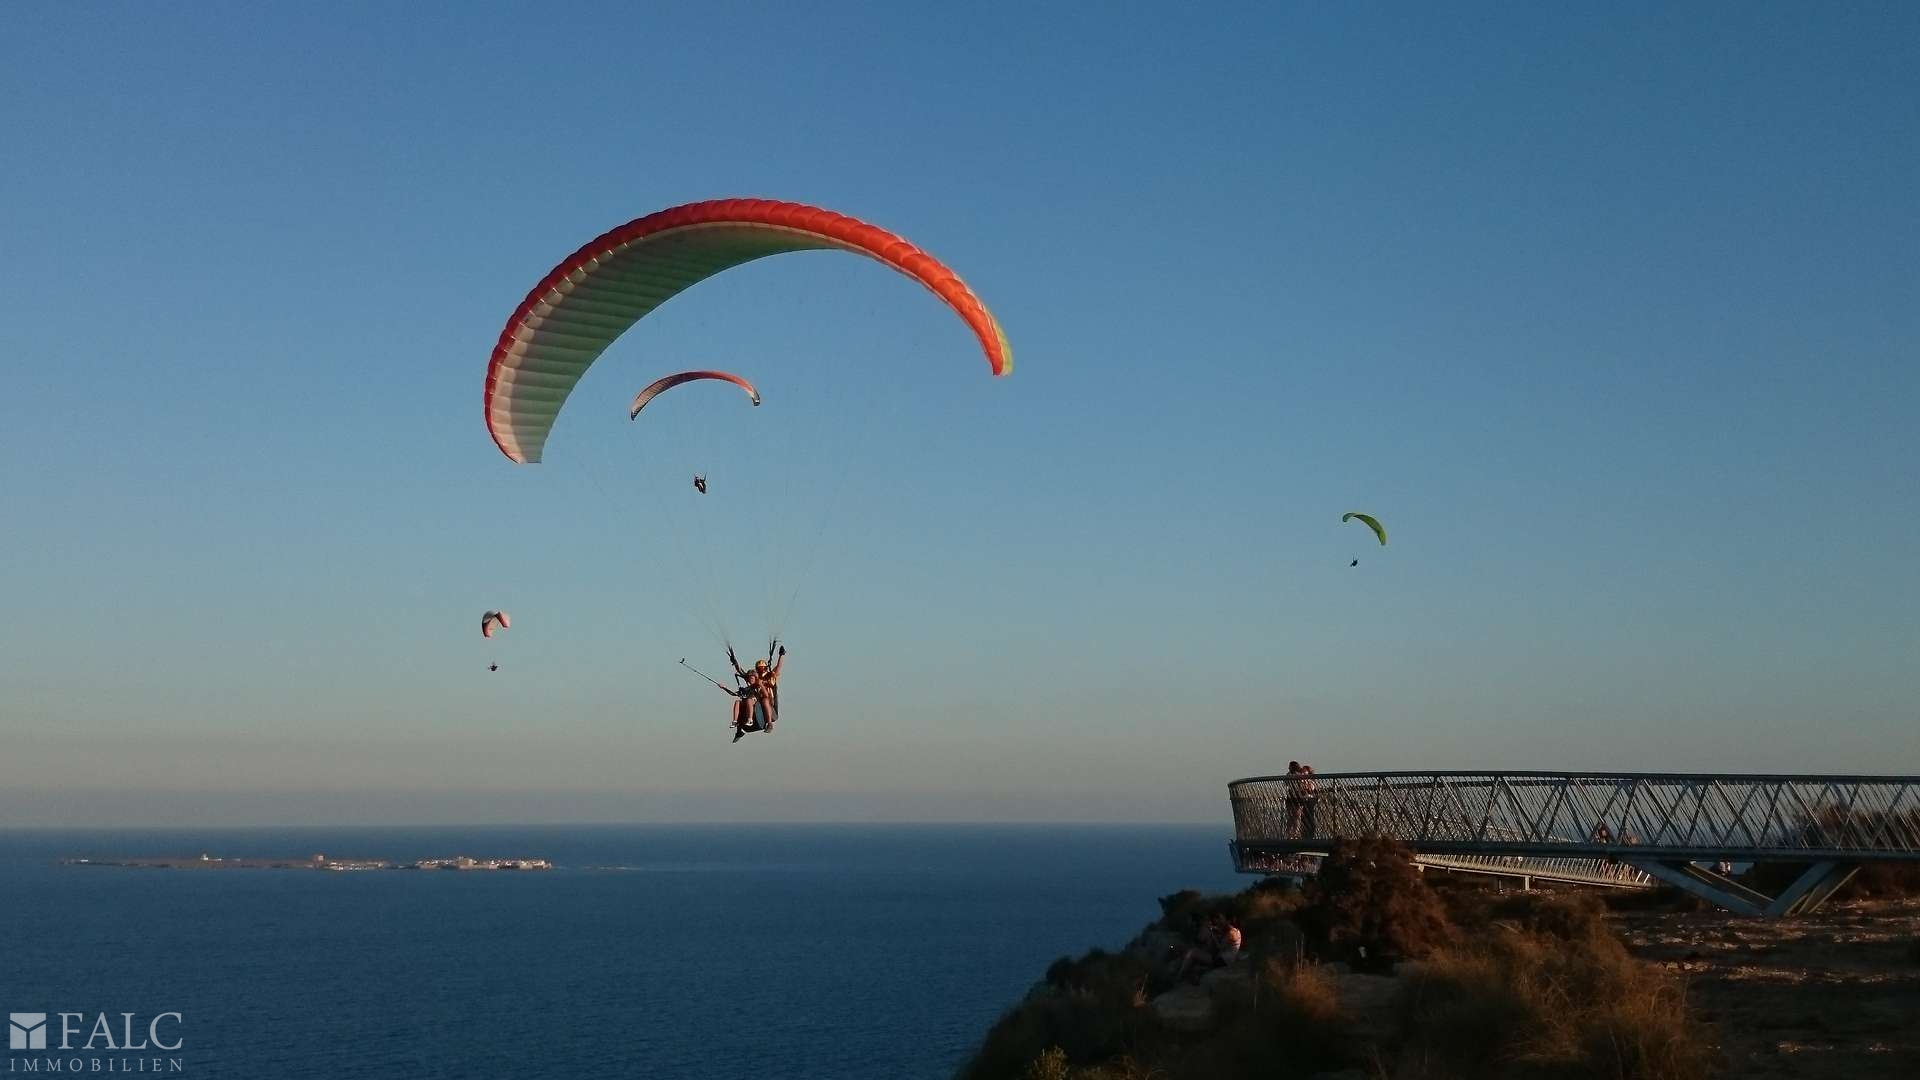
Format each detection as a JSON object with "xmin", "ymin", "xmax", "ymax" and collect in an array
[
  {"xmin": 1232, "ymin": 845, "xmax": 1655, "ymax": 890},
  {"xmin": 1228, "ymin": 771, "xmax": 1920, "ymax": 915}
]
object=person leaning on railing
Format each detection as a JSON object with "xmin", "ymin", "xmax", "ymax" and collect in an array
[
  {"xmin": 1299, "ymin": 765, "xmax": 1320, "ymax": 838},
  {"xmin": 1284, "ymin": 762, "xmax": 1307, "ymax": 837}
]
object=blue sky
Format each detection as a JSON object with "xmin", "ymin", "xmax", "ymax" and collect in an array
[{"xmin": 2, "ymin": 3, "xmax": 1915, "ymax": 825}]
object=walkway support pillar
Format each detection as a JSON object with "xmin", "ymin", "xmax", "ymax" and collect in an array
[
  {"xmin": 1626, "ymin": 861, "xmax": 1769, "ymax": 916},
  {"xmin": 1765, "ymin": 862, "xmax": 1860, "ymax": 917}
]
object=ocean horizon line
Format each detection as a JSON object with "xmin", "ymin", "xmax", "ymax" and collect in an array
[{"xmin": 1, "ymin": 818, "xmax": 1226, "ymax": 832}]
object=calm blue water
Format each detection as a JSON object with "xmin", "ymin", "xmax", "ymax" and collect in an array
[{"xmin": 0, "ymin": 825, "xmax": 1243, "ymax": 1078}]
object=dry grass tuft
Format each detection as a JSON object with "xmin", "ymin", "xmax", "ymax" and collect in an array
[{"xmin": 1395, "ymin": 924, "xmax": 1712, "ymax": 1080}]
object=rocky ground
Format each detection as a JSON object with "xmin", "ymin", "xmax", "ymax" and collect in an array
[
  {"xmin": 1615, "ymin": 897, "xmax": 1920, "ymax": 1078},
  {"xmin": 1142, "ymin": 895, "xmax": 1920, "ymax": 1078}
]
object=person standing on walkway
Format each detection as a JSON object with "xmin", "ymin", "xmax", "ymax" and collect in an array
[
  {"xmin": 1298, "ymin": 764, "xmax": 1320, "ymax": 838},
  {"xmin": 1284, "ymin": 762, "xmax": 1307, "ymax": 837}
]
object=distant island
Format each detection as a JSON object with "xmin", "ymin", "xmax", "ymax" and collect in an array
[{"xmin": 64, "ymin": 853, "xmax": 552, "ymax": 871}]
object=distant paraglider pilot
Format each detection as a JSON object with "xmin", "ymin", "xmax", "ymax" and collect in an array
[
  {"xmin": 628, "ymin": 374, "xmax": 751, "ymax": 499},
  {"xmin": 1342, "ymin": 513, "xmax": 1385, "ymax": 569},
  {"xmin": 480, "ymin": 610, "xmax": 510, "ymax": 672}
]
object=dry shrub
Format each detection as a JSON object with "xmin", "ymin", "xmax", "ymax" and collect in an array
[
  {"xmin": 1163, "ymin": 960, "xmax": 1351, "ymax": 1080},
  {"xmin": 1229, "ymin": 884, "xmax": 1308, "ymax": 974},
  {"xmin": 970, "ymin": 863, "xmax": 1712, "ymax": 1080},
  {"xmin": 1154, "ymin": 883, "xmax": 1302, "ymax": 934},
  {"xmin": 1261, "ymin": 959, "xmax": 1345, "ymax": 1036},
  {"xmin": 1838, "ymin": 861, "xmax": 1920, "ymax": 898},
  {"xmin": 967, "ymin": 933, "xmax": 1355, "ymax": 1080},
  {"xmin": 963, "ymin": 950, "xmax": 1152, "ymax": 1080},
  {"xmin": 1300, "ymin": 835, "xmax": 1455, "ymax": 966},
  {"xmin": 1066, "ymin": 1056, "xmax": 1157, "ymax": 1080},
  {"xmin": 1400, "ymin": 946, "xmax": 1531, "ymax": 1071},
  {"xmin": 1484, "ymin": 891, "xmax": 1612, "ymax": 943},
  {"xmin": 962, "ymin": 993, "xmax": 1140, "ymax": 1080},
  {"xmin": 1434, "ymin": 882, "xmax": 1497, "ymax": 930},
  {"xmin": 1743, "ymin": 859, "xmax": 1920, "ymax": 902},
  {"xmin": 1148, "ymin": 882, "xmax": 1306, "ymax": 984},
  {"xmin": 1044, "ymin": 949, "xmax": 1152, "ymax": 1003},
  {"xmin": 1154, "ymin": 889, "xmax": 1207, "ymax": 931},
  {"xmin": 1396, "ymin": 924, "xmax": 1711, "ymax": 1080},
  {"xmin": 1567, "ymin": 997, "xmax": 1717, "ymax": 1080},
  {"xmin": 1022, "ymin": 1046, "xmax": 1071, "ymax": 1080},
  {"xmin": 1742, "ymin": 803, "xmax": 1920, "ymax": 901},
  {"xmin": 1019, "ymin": 1047, "xmax": 1160, "ymax": 1080},
  {"xmin": 1818, "ymin": 855, "xmax": 1920, "ymax": 900},
  {"xmin": 1602, "ymin": 885, "xmax": 1715, "ymax": 913},
  {"xmin": 1232, "ymin": 877, "xmax": 1307, "ymax": 923}
]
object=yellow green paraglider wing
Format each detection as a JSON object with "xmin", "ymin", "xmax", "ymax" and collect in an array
[{"xmin": 1342, "ymin": 513, "xmax": 1386, "ymax": 546}]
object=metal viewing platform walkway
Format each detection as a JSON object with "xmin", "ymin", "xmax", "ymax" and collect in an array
[{"xmin": 1229, "ymin": 771, "xmax": 1920, "ymax": 916}]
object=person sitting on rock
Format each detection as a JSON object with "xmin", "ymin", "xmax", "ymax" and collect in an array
[
  {"xmin": 1215, "ymin": 917, "xmax": 1242, "ymax": 967},
  {"xmin": 1175, "ymin": 915, "xmax": 1242, "ymax": 982},
  {"xmin": 1174, "ymin": 915, "xmax": 1219, "ymax": 980}
]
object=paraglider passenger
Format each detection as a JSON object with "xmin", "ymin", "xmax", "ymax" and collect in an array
[
  {"xmin": 727, "ymin": 646, "xmax": 779, "ymax": 738},
  {"xmin": 720, "ymin": 648, "xmax": 760, "ymax": 742},
  {"xmin": 693, "ymin": 475, "xmax": 707, "ymax": 495},
  {"xmin": 760, "ymin": 642, "xmax": 786, "ymax": 725},
  {"xmin": 722, "ymin": 679, "xmax": 757, "ymax": 743}
]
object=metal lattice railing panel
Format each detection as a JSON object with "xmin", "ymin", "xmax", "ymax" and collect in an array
[{"xmin": 1229, "ymin": 772, "xmax": 1920, "ymax": 862}]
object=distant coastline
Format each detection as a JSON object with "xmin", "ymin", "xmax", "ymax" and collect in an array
[{"xmin": 63, "ymin": 853, "xmax": 552, "ymax": 871}]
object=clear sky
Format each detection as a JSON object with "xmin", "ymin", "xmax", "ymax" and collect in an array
[{"xmin": 2, "ymin": 3, "xmax": 1915, "ymax": 826}]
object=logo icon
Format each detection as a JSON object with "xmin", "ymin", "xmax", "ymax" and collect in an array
[{"xmin": 8, "ymin": 1014, "xmax": 46, "ymax": 1051}]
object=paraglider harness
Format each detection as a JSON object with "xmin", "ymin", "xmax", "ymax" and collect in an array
[
  {"xmin": 684, "ymin": 646, "xmax": 781, "ymax": 737},
  {"xmin": 735, "ymin": 644, "xmax": 780, "ymax": 729}
]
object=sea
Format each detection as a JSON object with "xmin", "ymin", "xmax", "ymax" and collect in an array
[{"xmin": 0, "ymin": 824, "xmax": 1246, "ymax": 1078}]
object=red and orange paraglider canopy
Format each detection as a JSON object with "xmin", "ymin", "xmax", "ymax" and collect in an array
[{"xmin": 484, "ymin": 198, "xmax": 1011, "ymax": 464}]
